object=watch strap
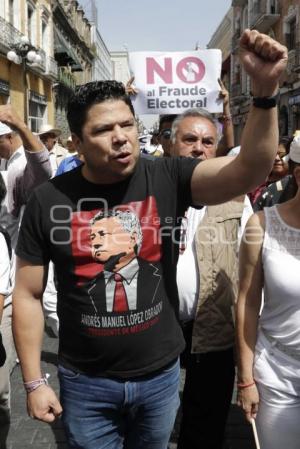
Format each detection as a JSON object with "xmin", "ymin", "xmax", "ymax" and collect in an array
[{"xmin": 252, "ymin": 92, "xmax": 279, "ymax": 109}]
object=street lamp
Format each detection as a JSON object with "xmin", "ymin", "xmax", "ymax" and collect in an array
[{"xmin": 6, "ymin": 35, "xmax": 41, "ymax": 124}]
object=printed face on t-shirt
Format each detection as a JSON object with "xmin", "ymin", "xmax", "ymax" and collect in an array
[
  {"xmin": 90, "ymin": 215, "xmax": 138, "ymax": 271},
  {"xmin": 73, "ymin": 100, "xmax": 140, "ymax": 184},
  {"xmin": 172, "ymin": 116, "xmax": 217, "ymax": 160}
]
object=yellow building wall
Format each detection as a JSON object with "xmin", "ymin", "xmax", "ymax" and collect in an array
[
  {"xmin": 0, "ymin": 56, "xmax": 54, "ymax": 125},
  {"xmin": 0, "ymin": 57, "xmax": 25, "ymax": 114},
  {"xmin": 0, "ymin": 0, "xmax": 74, "ymax": 126}
]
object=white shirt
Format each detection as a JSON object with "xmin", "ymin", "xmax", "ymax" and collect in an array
[
  {"xmin": 177, "ymin": 207, "xmax": 205, "ymax": 321},
  {"xmin": 0, "ymin": 233, "xmax": 13, "ymax": 307},
  {"xmin": 48, "ymin": 144, "xmax": 68, "ymax": 177},
  {"xmin": 0, "ymin": 145, "xmax": 51, "ymax": 248},
  {"xmin": 0, "ymin": 147, "xmax": 26, "ymax": 248},
  {"xmin": 259, "ymin": 206, "xmax": 300, "ymax": 352}
]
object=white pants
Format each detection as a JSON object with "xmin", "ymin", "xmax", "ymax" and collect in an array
[{"xmin": 254, "ymin": 332, "xmax": 300, "ymax": 449}]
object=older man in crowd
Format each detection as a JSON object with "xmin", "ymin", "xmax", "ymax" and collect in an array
[
  {"xmin": 170, "ymin": 108, "xmax": 252, "ymax": 449},
  {"xmin": 37, "ymin": 124, "xmax": 68, "ymax": 176}
]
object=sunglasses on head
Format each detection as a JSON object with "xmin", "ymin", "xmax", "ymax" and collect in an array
[{"xmin": 160, "ymin": 129, "xmax": 171, "ymax": 140}]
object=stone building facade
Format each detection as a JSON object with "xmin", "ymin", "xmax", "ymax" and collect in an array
[
  {"xmin": 0, "ymin": 0, "xmax": 58, "ymax": 130},
  {"xmin": 230, "ymin": 0, "xmax": 300, "ymax": 141},
  {"xmin": 52, "ymin": 0, "xmax": 94, "ymax": 136}
]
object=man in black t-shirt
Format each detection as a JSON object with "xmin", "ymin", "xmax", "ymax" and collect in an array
[{"xmin": 13, "ymin": 30, "xmax": 287, "ymax": 449}]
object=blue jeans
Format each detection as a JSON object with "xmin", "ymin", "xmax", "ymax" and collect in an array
[{"xmin": 58, "ymin": 359, "xmax": 180, "ymax": 449}]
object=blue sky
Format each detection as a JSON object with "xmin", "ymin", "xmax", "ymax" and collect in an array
[{"xmin": 98, "ymin": 0, "xmax": 232, "ymax": 52}]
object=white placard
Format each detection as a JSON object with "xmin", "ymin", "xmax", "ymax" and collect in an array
[{"xmin": 129, "ymin": 50, "xmax": 223, "ymax": 115}]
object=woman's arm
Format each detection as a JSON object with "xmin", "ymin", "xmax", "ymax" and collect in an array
[{"xmin": 235, "ymin": 212, "xmax": 265, "ymax": 422}]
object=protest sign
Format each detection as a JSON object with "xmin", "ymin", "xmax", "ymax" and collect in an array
[{"xmin": 129, "ymin": 50, "xmax": 222, "ymax": 115}]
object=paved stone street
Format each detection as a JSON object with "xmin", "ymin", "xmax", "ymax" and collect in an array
[{"xmin": 7, "ymin": 331, "xmax": 255, "ymax": 449}]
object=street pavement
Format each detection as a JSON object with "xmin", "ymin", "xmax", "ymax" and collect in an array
[{"xmin": 7, "ymin": 331, "xmax": 255, "ymax": 449}]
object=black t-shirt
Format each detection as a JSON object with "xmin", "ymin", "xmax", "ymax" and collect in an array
[{"xmin": 16, "ymin": 156, "xmax": 200, "ymax": 378}]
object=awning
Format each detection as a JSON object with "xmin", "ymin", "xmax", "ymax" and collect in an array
[{"xmin": 54, "ymin": 28, "xmax": 83, "ymax": 71}]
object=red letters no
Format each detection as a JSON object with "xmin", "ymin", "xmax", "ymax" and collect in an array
[{"xmin": 146, "ymin": 57, "xmax": 173, "ymax": 84}]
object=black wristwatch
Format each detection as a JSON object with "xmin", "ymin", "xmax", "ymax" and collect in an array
[{"xmin": 252, "ymin": 92, "xmax": 279, "ymax": 109}]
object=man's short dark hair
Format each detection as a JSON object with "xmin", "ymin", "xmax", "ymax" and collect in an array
[
  {"xmin": 158, "ymin": 115, "xmax": 177, "ymax": 132},
  {"xmin": 67, "ymin": 80, "xmax": 135, "ymax": 139}
]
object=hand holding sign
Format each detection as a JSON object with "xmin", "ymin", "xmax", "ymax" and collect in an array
[
  {"xmin": 125, "ymin": 76, "xmax": 138, "ymax": 97},
  {"xmin": 129, "ymin": 50, "xmax": 222, "ymax": 115},
  {"xmin": 217, "ymin": 78, "xmax": 229, "ymax": 108},
  {"xmin": 239, "ymin": 29, "xmax": 288, "ymax": 97}
]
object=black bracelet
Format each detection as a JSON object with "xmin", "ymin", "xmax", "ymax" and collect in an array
[{"xmin": 252, "ymin": 92, "xmax": 279, "ymax": 109}]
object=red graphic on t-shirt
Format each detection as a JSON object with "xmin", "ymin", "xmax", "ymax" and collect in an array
[{"xmin": 71, "ymin": 196, "xmax": 162, "ymax": 283}]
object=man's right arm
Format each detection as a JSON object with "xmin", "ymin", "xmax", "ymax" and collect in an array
[
  {"xmin": 190, "ymin": 30, "xmax": 287, "ymax": 206},
  {"xmin": 0, "ymin": 105, "xmax": 52, "ymax": 209},
  {"xmin": 13, "ymin": 258, "xmax": 62, "ymax": 422}
]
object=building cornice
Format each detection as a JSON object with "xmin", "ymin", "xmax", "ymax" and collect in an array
[{"xmin": 52, "ymin": 0, "xmax": 94, "ymax": 63}]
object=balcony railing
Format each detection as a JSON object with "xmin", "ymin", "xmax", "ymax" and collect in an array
[
  {"xmin": 46, "ymin": 56, "xmax": 58, "ymax": 79},
  {"xmin": 58, "ymin": 67, "xmax": 76, "ymax": 89},
  {"xmin": 0, "ymin": 16, "xmax": 48, "ymax": 73},
  {"xmin": 250, "ymin": 1, "xmax": 280, "ymax": 32},
  {"xmin": 0, "ymin": 15, "xmax": 23, "ymax": 50},
  {"xmin": 33, "ymin": 48, "xmax": 46, "ymax": 72}
]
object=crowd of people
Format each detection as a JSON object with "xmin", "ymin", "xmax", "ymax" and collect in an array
[{"xmin": 0, "ymin": 28, "xmax": 299, "ymax": 449}]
